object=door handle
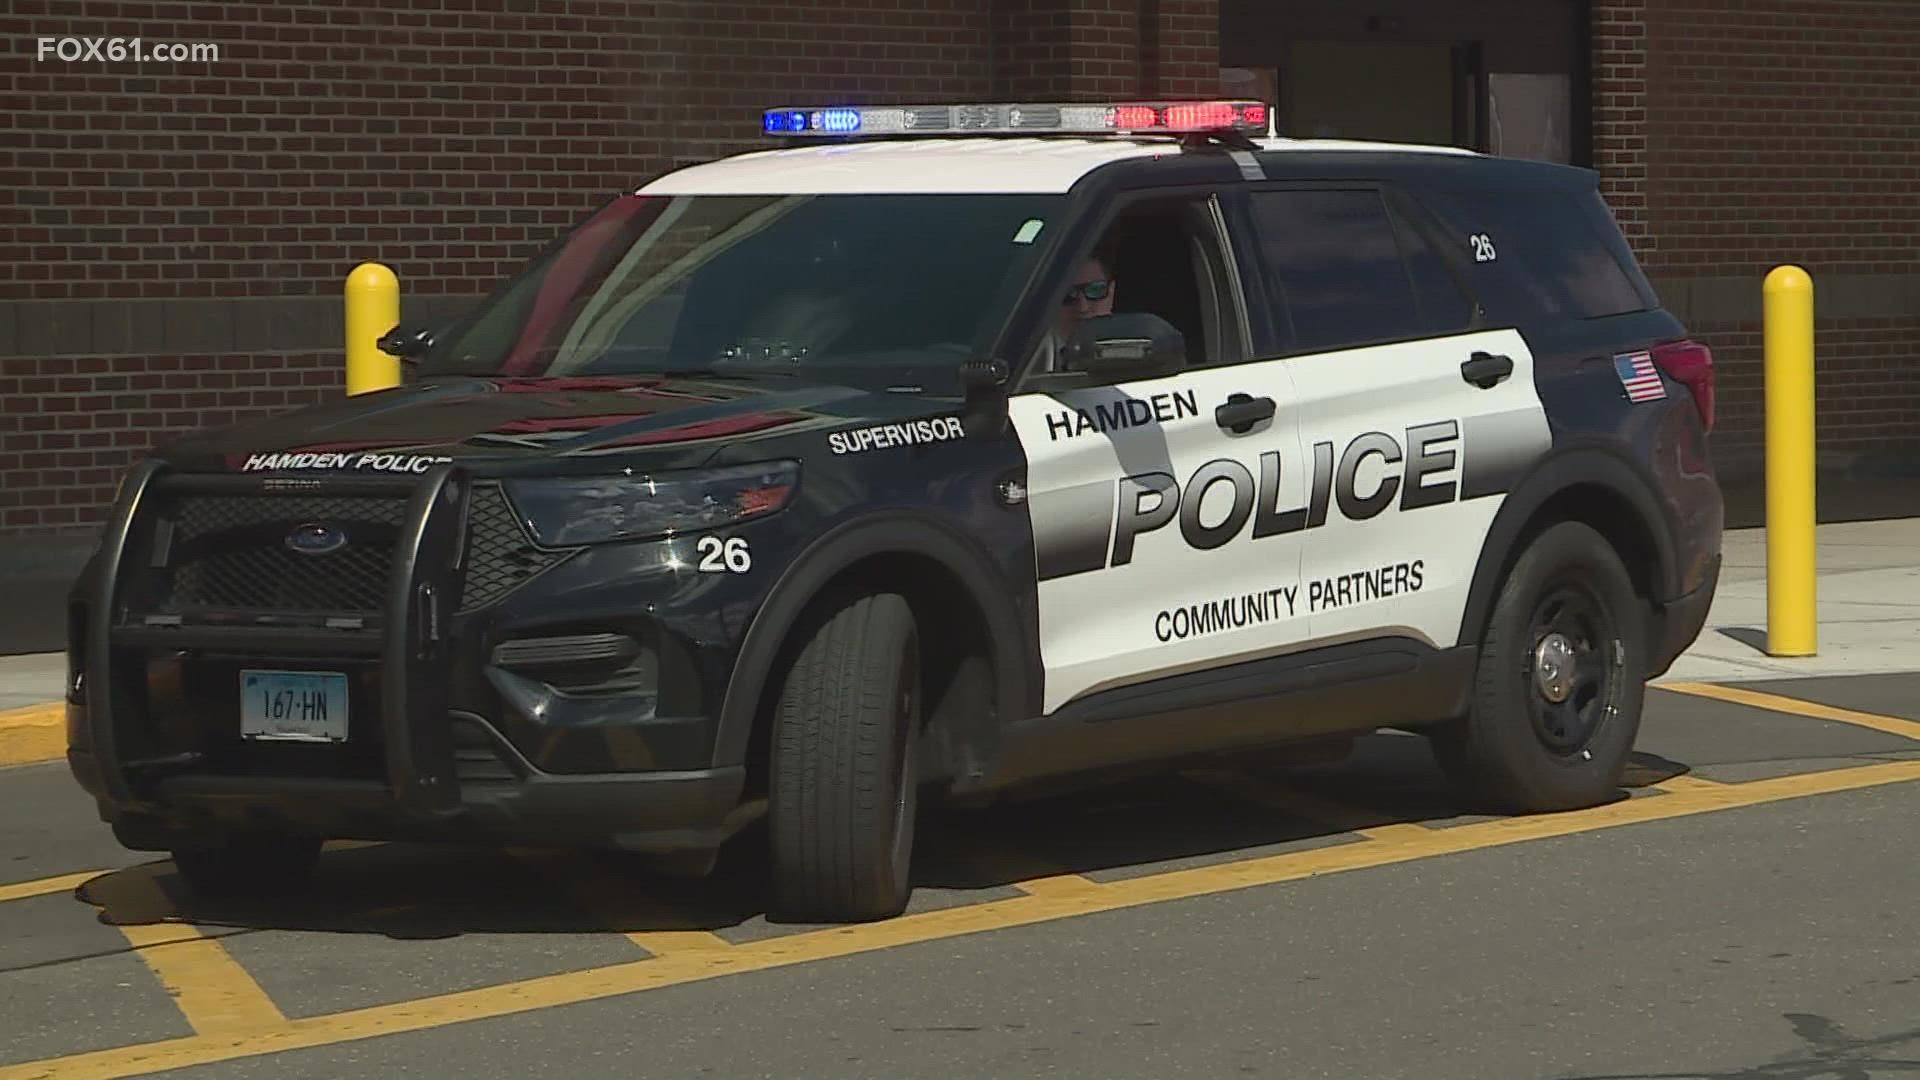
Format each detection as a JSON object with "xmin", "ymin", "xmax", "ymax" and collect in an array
[
  {"xmin": 1461, "ymin": 351, "xmax": 1514, "ymax": 389},
  {"xmin": 1215, "ymin": 393, "xmax": 1275, "ymax": 434}
]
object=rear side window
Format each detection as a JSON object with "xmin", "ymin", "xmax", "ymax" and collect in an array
[
  {"xmin": 1389, "ymin": 202, "xmax": 1478, "ymax": 335},
  {"xmin": 1249, "ymin": 188, "xmax": 1473, "ymax": 354},
  {"xmin": 1417, "ymin": 187, "xmax": 1650, "ymax": 321}
]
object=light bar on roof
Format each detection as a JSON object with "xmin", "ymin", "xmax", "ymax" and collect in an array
[{"xmin": 762, "ymin": 100, "xmax": 1269, "ymax": 137}]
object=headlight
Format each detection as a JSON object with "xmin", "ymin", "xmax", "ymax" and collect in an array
[{"xmin": 504, "ymin": 460, "xmax": 800, "ymax": 547}]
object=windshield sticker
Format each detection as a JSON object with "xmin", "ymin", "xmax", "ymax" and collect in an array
[
  {"xmin": 828, "ymin": 416, "xmax": 965, "ymax": 455},
  {"xmin": 239, "ymin": 451, "xmax": 454, "ymax": 473},
  {"xmin": 1013, "ymin": 219, "xmax": 1045, "ymax": 245}
]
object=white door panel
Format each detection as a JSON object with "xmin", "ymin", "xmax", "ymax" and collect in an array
[
  {"xmin": 1284, "ymin": 327, "xmax": 1553, "ymax": 649},
  {"xmin": 1011, "ymin": 362, "xmax": 1308, "ymax": 715}
]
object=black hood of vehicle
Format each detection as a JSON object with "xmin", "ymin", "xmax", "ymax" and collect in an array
[{"xmin": 156, "ymin": 373, "xmax": 908, "ymax": 475}]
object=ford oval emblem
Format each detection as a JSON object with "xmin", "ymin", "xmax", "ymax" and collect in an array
[{"xmin": 286, "ymin": 522, "xmax": 347, "ymax": 556}]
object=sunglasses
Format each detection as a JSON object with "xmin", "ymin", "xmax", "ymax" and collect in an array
[{"xmin": 1063, "ymin": 279, "xmax": 1111, "ymax": 304}]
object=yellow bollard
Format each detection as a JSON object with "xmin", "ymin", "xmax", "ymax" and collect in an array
[
  {"xmin": 344, "ymin": 262, "xmax": 401, "ymax": 395},
  {"xmin": 1762, "ymin": 264, "xmax": 1816, "ymax": 657}
]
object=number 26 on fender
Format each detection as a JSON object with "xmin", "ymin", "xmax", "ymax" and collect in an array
[{"xmin": 695, "ymin": 535, "xmax": 751, "ymax": 574}]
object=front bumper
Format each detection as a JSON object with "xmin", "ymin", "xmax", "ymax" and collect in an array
[
  {"xmin": 70, "ymin": 460, "xmax": 756, "ymax": 853},
  {"xmin": 69, "ymin": 746, "xmax": 749, "ymax": 852}
]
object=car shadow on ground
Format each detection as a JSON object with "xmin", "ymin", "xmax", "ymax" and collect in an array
[{"xmin": 60, "ymin": 736, "xmax": 1696, "ymax": 944}]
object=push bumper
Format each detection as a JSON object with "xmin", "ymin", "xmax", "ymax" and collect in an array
[
  {"xmin": 71, "ymin": 746, "xmax": 750, "ymax": 853},
  {"xmin": 73, "ymin": 460, "xmax": 752, "ymax": 855}
]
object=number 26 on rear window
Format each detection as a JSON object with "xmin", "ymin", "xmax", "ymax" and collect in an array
[{"xmin": 1470, "ymin": 233, "xmax": 1498, "ymax": 263}]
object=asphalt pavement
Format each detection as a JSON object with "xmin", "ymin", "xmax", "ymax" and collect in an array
[{"xmin": 4, "ymin": 673, "xmax": 1920, "ymax": 1079}]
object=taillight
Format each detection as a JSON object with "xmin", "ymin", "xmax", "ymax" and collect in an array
[{"xmin": 1651, "ymin": 339, "xmax": 1715, "ymax": 433}]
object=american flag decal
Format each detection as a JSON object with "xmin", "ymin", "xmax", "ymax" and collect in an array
[{"xmin": 1613, "ymin": 351, "xmax": 1666, "ymax": 402}]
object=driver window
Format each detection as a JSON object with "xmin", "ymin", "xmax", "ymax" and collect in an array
[{"xmin": 1023, "ymin": 193, "xmax": 1243, "ymax": 390}]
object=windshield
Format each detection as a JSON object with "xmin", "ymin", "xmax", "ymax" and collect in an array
[{"xmin": 419, "ymin": 191, "xmax": 1066, "ymax": 390}]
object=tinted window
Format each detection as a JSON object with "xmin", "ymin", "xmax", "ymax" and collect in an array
[
  {"xmin": 1420, "ymin": 187, "xmax": 1648, "ymax": 320},
  {"xmin": 1249, "ymin": 189, "xmax": 1428, "ymax": 353},
  {"xmin": 1387, "ymin": 199, "xmax": 1478, "ymax": 335}
]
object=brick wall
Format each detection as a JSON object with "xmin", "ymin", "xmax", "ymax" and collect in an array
[
  {"xmin": 1589, "ymin": 0, "xmax": 1649, "ymax": 252},
  {"xmin": 0, "ymin": 0, "xmax": 1220, "ymax": 538},
  {"xmin": 34, "ymin": 1, "xmax": 1917, "ymax": 533},
  {"xmin": 1, "ymin": 353, "xmax": 337, "ymax": 532},
  {"xmin": 1592, "ymin": 0, "xmax": 1920, "ymax": 475},
  {"xmin": 993, "ymin": 0, "xmax": 1219, "ymax": 100}
]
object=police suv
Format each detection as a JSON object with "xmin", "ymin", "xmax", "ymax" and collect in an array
[{"xmin": 65, "ymin": 99, "xmax": 1723, "ymax": 922}]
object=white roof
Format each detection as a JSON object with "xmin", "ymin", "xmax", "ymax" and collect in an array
[{"xmin": 635, "ymin": 136, "xmax": 1477, "ymax": 196}]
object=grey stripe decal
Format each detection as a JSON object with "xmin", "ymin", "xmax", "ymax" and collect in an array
[
  {"xmin": 1228, "ymin": 149, "xmax": 1265, "ymax": 181},
  {"xmin": 1032, "ymin": 479, "xmax": 1116, "ymax": 581},
  {"xmin": 1460, "ymin": 408, "xmax": 1554, "ymax": 499}
]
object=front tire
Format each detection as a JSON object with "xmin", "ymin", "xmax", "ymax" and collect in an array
[
  {"xmin": 767, "ymin": 590, "xmax": 921, "ymax": 922},
  {"xmin": 1434, "ymin": 521, "xmax": 1647, "ymax": 813}
]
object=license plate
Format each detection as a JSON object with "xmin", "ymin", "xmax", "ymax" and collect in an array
[{"xmin": 240, "ymin": 670, "xmax": 349, "ymax": 742}]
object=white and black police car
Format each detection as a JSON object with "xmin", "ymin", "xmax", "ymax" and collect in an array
[{"xmin": 65, "ymin": 99, "xmax": 1723, "ymax": 921}]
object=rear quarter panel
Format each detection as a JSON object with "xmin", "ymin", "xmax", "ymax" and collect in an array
[{"xmin": 1404, "ymin": 171, "xmax": 1723, "ymax": 603}]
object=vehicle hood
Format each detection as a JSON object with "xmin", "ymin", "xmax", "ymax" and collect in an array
[{"xmin": 156, "ymin": 374, "xmax": 913, "ymax": 475}]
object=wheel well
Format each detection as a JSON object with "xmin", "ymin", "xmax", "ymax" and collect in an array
[
  {"xmin": 741, "ymin": 551, "xmax": 999, "ymax": 800},
  {"xmin": 1480, "ymin": 484, "xmax": 1663, "ymax": 638}
]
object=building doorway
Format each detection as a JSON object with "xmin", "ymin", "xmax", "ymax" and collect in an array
[
  {"xmin": 1219, "ymin": 1, "xmax": 1587, "ymax": 165},
  {"xmin": 1280, "ymin": 40, "xmax": 1467, "ymax": 147}
]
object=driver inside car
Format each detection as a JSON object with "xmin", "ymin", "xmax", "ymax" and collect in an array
[{"xmin": 1030, "ymin": 248, "xmax": 1117, "ymax": 374}]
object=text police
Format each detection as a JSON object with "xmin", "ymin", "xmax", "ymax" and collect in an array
[{"xmin": 1040, "ymin": 420, "xmax": 1465, "ymax": 581}]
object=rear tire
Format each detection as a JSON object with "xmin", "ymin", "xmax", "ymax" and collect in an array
[
  {"xmin": 767, "ymin": 590, "xmax": 921, "ymax": 922},
  {"xmin": 170, "ymin": 833, "xmax": 323, "ymax": 898},
  {"xmin": 1433, "ymin": 521, "xmax": 1646, "ymax": 813}
]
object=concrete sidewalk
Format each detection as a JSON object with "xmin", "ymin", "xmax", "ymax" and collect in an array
[{"xmin": 1657, "ymin": 517, "xmax": 1920, "ymax": 684}]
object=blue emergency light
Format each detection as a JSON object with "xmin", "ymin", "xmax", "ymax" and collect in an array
[
  {"xmin": 760, "ymin": 100, "xmax": 1270, "ymax": 138},
  {"xmin": 764, "ymin": 108, "xmax": 862, "ymax": 134}
]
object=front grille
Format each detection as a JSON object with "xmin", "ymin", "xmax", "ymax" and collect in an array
[
  {"xmin": 166, "ymin": 495, "xmax": 406, "ymax": 614},
  {"xmin": 139, "ymin": 480, "xmax": 573, "ymax": 618},
  {"xmin": 458, "ymin": 483, "xmax": 571, "ymax": 612}
]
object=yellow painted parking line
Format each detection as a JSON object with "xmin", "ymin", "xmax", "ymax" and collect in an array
[
  {"xmin": 1197, "ymin": 769, "xmax": 1434, "ymax": 842},
  {"xmin": 0, "ymin": 842, "xmax": 384, "ymax": 909},
  {"xmin": 962, "ymin": 847, "xmax": 1103, "ymax": 897},
  {"xmin": 621, "ymin": 926, "xmax": 736, "ymax": 953},
  {"xmin": 1659, "ymin": 681, "xmax": 1920, "ymax": 743},
  {"xmin": 14, "ymin": 756, "xmax": 1918, "ymax": 1080},
  {"xmin": 85, "ymin": 870, "xmax": 286, "ymax": 1036},
  {"xmin": 1653, "ymin": 774, "xmax": 1729, "ymax": 794},
  {"xmin": 0, "ymin": 868, "xmax": 103, "ymax": 904},
  {"xmin": 0, "ymin": 702, "xmax": 64, "ymax": 767},
  {"xmin": 0, "ymin": 702, "xmax": 61, "ymax": 726}
]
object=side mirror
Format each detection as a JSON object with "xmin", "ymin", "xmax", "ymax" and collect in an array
[
  {"xmin": 1066, "ymin": 312, "xmax": 1186, "ymax": 377},
  {"xmin": 957, "ymin": 357, "xmax": 1010, "ymax": 438},
  {"xmin": 377, "ymin": 322, "xmax": 436, "ymax": 361}
]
